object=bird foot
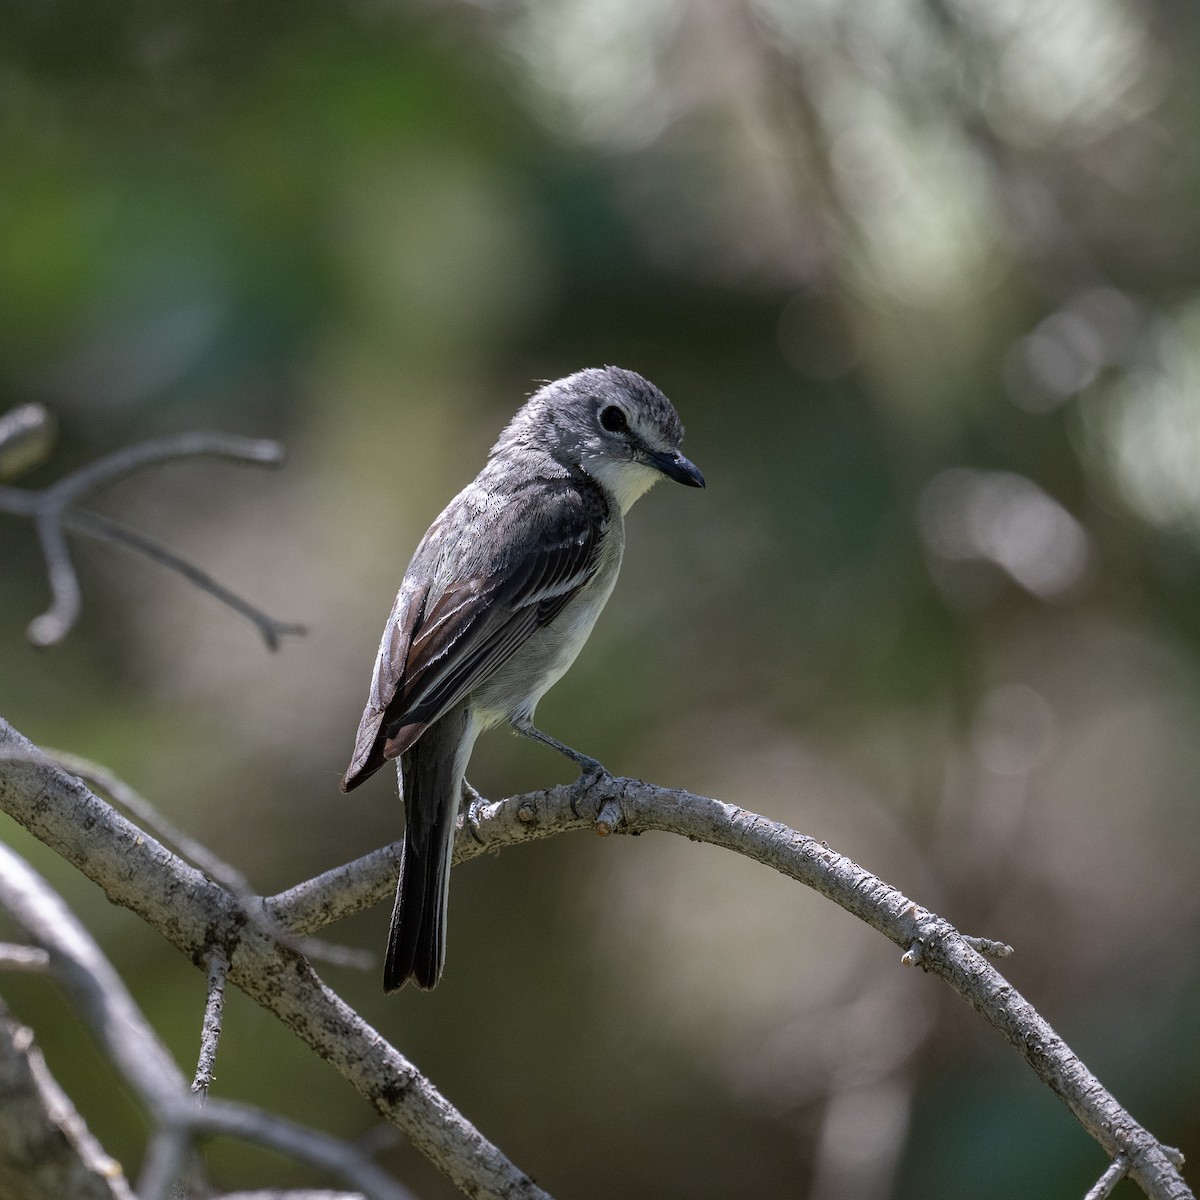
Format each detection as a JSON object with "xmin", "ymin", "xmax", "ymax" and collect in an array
[
  {"xmin": 575, "ymin": 754, "xmax": 609, "ymax": 784},
  {"xmin": 569, "ymin": 757, "xmax": 611, "ymax": 819},
  {"xmin": 462, "ymin": 779, "xmax": 487, "ymax": 845}
]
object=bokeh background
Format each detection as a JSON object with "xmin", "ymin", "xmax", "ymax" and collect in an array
[{"xmin": 2, "ymin": 1, "xmax": 1199, "ymax": 1197}]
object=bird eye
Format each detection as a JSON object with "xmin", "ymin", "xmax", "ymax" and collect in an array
[{"xmin": 599, "ymin": 405, "xmax": 628, "ymax": 434}]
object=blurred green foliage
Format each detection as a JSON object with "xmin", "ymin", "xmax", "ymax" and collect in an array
[{"xmin": 2, "ymin": 1, "xmax": 1199, "ymax": 1197}]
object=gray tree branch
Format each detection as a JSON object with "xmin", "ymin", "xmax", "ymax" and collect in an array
[
  {"xmin": 0, "ymin": 1000, "xmax": 134, "ymax": 1200},
  {"xmin": 0, "ymin": 410, "xmax": 305, "ymax": 649},
  {"xmin": 37, "ymin": 747, "xmax": 366, "ymax": 971},
  {"xmin": 216, "ymin": 1193, "xmax": 368, "ymax": 1199},
  {"xmin": 0, "ymin": 720, "xmax": 551, "ymax": 1200},
  {"xmin": 0, "ymin": 830, "xmax": 421, "ymax": 1200},
  {"xmin": 0, "ymin": 714, "xmax": 1191, "ymax": 1200},
  {"xmin": 271, "ymin": 779, "xmax": 1189, "ymax": 1198}
]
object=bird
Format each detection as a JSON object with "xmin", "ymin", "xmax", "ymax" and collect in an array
[{"xmin": 340, "ymin": 366, "xmax": 704, "ymax": 992}]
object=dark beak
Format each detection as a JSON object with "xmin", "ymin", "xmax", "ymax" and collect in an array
[{"xmin": 644, "ymin": 447, "xmax": 706, "ymax": 489}]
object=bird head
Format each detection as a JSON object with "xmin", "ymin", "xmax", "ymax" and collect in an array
[{"xmin": 507, "ymin": 366, "xmax": 704, "ymax": 513}]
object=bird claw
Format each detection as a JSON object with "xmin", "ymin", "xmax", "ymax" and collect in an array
[
  {"xmin": 576, "ymin": 756, "xmax": 608, "ymax": 784},
  {"xmin": 463, "ymin": 779, "xmax": 487, "ymax": 845},
  {"xmin": 569, "ymin": 758, "xmax": 610, "ymax": 818}
]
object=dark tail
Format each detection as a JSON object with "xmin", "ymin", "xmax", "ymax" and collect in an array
[{"xmin": 384, "ymin": 705, "xmax": 470, "ymax": 992}]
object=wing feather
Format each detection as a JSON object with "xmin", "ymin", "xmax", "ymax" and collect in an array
[
  {"xmin": 341, "ymin": 476, "xmax": 609, "ymax": 792},
  {"xmin": 341, "ymin": 579, "xmax": 430, "ymax": 790}
]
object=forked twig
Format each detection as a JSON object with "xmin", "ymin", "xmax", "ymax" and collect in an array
[
  {"xmin": 0, "ymin": 839, "xmax": 415, "ymax": 1200},
  {"xmin": 64, "ymin": 509, "xmax": 306, "ymax": 651},
  {"xmin": 0, "ymin": 746, "xmax": 370, "ymax": 973},
  {"xmin": 0, "ymin": 712, "xmax": 1188, "ymax": 1200},
  {"xmin": 0, "ymin": 413, "xmax": 304, "ymax": 649},
  {"xmin": 192, "ymin": 947, "xmax": 230, "ymax": 1098}
]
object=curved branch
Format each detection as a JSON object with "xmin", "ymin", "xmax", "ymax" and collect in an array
[
  {"xmin": 0, "ymin": 413, "xmax": 302, "ymax": 648},
  {"xmin": 0, "ymin": 1002, "xmax": 134, "ymax": 1200},
  {"xmin": 0, "ymin": 834, "xmax": 419, "ymax": 1200},
  {"xmin": 270, "ymin": 782, "xmax": 1191, "ymax": 1200},
  {"xmin": 28, "ymin": 513, "xmax": 83, "ymax": 647},
  {"xmin": 0, "ymin": 714, "xmax": 1190, "ymax": 1200},
  {"xmin": 44, "ymin": 432, "xmax": 285, "ymax": 507},
  {"xmin": 0, "ymin": 718, "xmax": 552, "ymax": 1200},
  {"xmin": 61, "ymin": 509, "xmax": 307, "ymax": 651}
]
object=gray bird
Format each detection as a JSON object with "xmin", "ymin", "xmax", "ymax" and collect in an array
[{"xmin": 341, "ymin": 366, "xmax": 704, "ymax": 991}]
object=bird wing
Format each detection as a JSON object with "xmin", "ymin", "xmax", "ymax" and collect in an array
[
  {"xmin": 340, "ymin": 481, "xmax": 608, "ymax": 791},
  {"xmin": 340, "ymin": 572, "xmax": 431, "ymax": 791}
]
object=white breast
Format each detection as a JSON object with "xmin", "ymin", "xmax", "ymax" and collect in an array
[{"xmin": 471, "ymin": 516, "xmax": 625, "ymax": 728}]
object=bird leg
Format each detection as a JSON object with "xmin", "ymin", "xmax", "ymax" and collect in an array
[
  {"xmin": 510, "ymin": 718, "xmax": 611, "ymax": 819},
  {"xmin": 512, "ymin": 720, "xmax": 608, "ymax": 778}
]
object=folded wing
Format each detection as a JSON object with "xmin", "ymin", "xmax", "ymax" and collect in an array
[{"xmin": 340, "ymin": 483, "xmax": 607, "ymax": 791}]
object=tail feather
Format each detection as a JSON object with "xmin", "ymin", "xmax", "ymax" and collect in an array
[
  {"xmin": 383, "ymin": 704, "xmax": 469, "ymax": 992},
  {"xmin": 384, "ymin": 813, "xmax": 454, "ymax": 990}
]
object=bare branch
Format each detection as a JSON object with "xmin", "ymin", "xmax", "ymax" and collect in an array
[
  {"xmin": 0, "ymin": 829, "xmax": 427, "ymax": 1200},
  {"xmin": 1086, "ymin": 1155, "xmax": 1131, "ymax": 1200},
  {"xmin": 44, "ymin": 431, "xmax": 286, "ymax": 507},
  {"xmin": 0, "ymin": 716, "xmax": 553, "ymax": 1200},
  {"xmin": 0, "ymin": 838, "xmax": 185, "ymax": 1115},
  {"xmin": 0, "ymin": 1003, "xmax": 134, "ymax": 1200},
  {"xmin": 0, "ymin": 413, "xmax": 302, "ymax": 648},
  {"xmin": 62, "ymin": 508, "xmax": 307, "ymax": 651},
  {"xmin": 268, "ymin": 780, "xmax": 1193, "ymax": 1200},
  {"xmin": 0, "ymin": 403, "xmax": 56, "ymax": 482},
  {"xmin": 192, "ymin": 1103, "xmax": 419, "ymax": 1200},
  {"xmin": 0, "ymin": 944, "xmax": 51, "ymax": 972},
  {"xmin": 0, "ymin": 714, "xmax": 1191, "ymax": 1199},
  {"xmin": 28, "ymin": 512, "xmax": 83, "ymax": 647},
  {"xmin": 7, "ymin": 747, "xmax": 366, "ymax": 972},
  {"xmin": 267, "ymin": 843, "xmax": 400, "ymax": 935},
  {"xmin": 192, "ymin": 947, "xmax": 230, "ymax": 1098}
]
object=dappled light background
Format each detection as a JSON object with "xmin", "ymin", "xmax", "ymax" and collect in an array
[{"xmin": 2, "ymin": 1, "xmax": 1199, "ymax": 1197}]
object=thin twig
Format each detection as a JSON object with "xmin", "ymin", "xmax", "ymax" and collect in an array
[
  {"xmin": 0, "ymin": 746, "xmax": 369, "ymax": 972},
  {"xmin": 0, "ymin": 402, "xmax": 55, "ymax": 481},
  {"xmin": 0, "ymin": 836, "xmax": 421, "ymax": 1200},
  {"xmin": 0, "ymin": 1007, "xmax": 134, "ymax": 1200},
  {"xmin": 29, "ymin": 511, "xmax": 83, "ymax": 646},
  {"xmin": 39, "ymin": 748, "xmax": 256, "ymax": 895},
  {"xmin": 192, "ymin": 947, "xmax": 230, "ymax": 1099},
  {"xmin": 0, "ymin": 715, "xmax": 1191, "ymax": 1200},
  {"xmin": 190, "ymin": 1103, "xmax": 418, "ymax": 1200},
  {"xmin": 0, "ymin": 418, "xmax": 301, "ymax": 648},
  {"xmin": 44, "ymin": 432, "xmax": 286, "ymax": 507},
  {"xmin": 63, "ymin": 508, "xmax": 306, "ymax": 651},
  {"xmin": 1086, "ymin": 1155, "xmax": 1131, "ymax": 1200},
  {"xmin": 0, "ymin": 943, "xmax": 52, "ymax": 972}
]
